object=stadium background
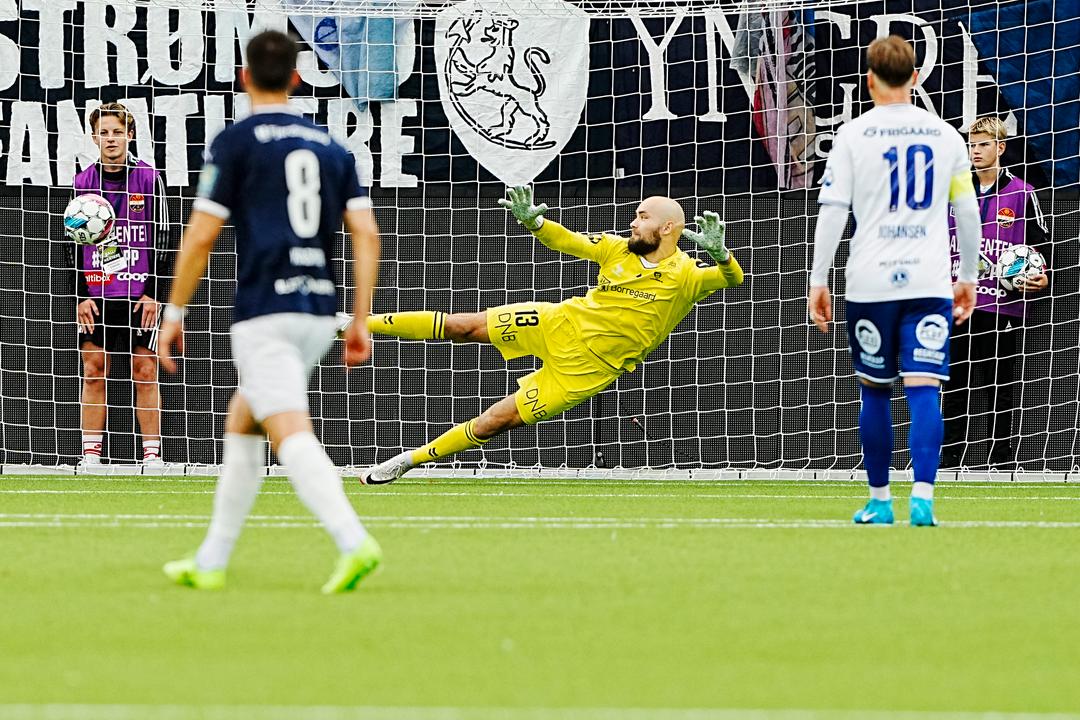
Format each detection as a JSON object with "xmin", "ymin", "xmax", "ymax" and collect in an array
[{"xmin": 1, "ymin": 0, "xmax": 1077, "ymax": 470}]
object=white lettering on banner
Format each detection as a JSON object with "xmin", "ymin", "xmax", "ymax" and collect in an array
[
  {"xmin": 702, "ymin": 8, "xmax": 742, "ymax": 118},
  {"xmin": 84, "ymin": 1, "xmax": 139, "ymax": 88},
  {"xmin": 120, "ymin": 97, "xmax": 153, "ymax": 166},
  {"xmin": 5, "ymin": 102, "xmax": 51, "ymax": 186},
  {"xmin": 814, "ymin": 11, "xmax": 856, "ymax": 140},
  {"xmin": 629, "ymin": 10, "xmax": 687, "ymax": 121},
  {"xmin": 298, "ymin": 50, "xmax": 339, "ymax": 88},
  {"xmin": 146, "ymin": 6, "xmax": 204, "ymax": 86},
  {"xmin": 290, "ymin": 97, "xmax": 319, "ymax": 119},
  {"xmin": 957, "ymin": 21, "xmax": 1012, "ymax": 133},
  {"xmin": 327, "ymin": 99, "xmax": 374, "ymax": 187},
  {"xmin": 233, "ymin": 93, "xmax": 252, "ymax": 122},
  {"xmin": 22, "ymin": 0, "xmax": 76, "ymax": 89},
  {"xmin": 213, "ymin": 0, "xmax": 287, "ymax": 83},
  {"xmin": 203, "ymin": 94, "xmax": 227, "ymax": 150},
  {"xmin": 873, "ymin": 14, "xmax": 937, "ymax": 112},
  {"xmin": 0, "ymin": 0, "xmax": 18, "ymax": 92},
  {"xmin": 156, "ymin": 94, "xmax": 199, "ymax": 185},
  {"xmin": 56, "ymin": 99, "xmax": 98, "ymax": 185},
  {"xmin": 380, "ymin": 100, "xmax": 419, "ymax": 187}
]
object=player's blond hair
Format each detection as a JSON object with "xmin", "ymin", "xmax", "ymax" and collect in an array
[
  {"xmin": 867, "ymin": 36, "xmax": 916, "ymax": 87},
  {"xmin": 969, "ymin": 116, "xmax": 1008, "ymax": 141},
  {"xmin": 89, "ymin": 102, "xmax": 135, "ymax": 137}
]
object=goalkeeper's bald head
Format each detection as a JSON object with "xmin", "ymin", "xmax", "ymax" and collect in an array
[{"xmin": 629, "ymin": 196, "xmax": 685, "ymax": 257}]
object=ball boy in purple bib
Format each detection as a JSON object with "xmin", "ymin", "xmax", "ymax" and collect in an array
[{"xmin": 71, "ymin": 102, "xmax": 172, "ymax": 466}]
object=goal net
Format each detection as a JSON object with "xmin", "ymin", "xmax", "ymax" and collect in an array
[{"xmin": 0, "ymin": 0, "xmax": 1077, "ymax": 474}]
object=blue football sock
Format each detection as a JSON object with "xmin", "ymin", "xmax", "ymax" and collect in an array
[
  {"xmin": 859, "ymin": 384, "xmax": 893, "ymax": 489},
  {"xmin": 906, "ymin": 384, "xmax": 944, "ymax": 485}
]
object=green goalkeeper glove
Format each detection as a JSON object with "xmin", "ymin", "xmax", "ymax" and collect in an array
[
  {"xmin": 497, "ymin": 186, "xmax": 548, "ymax": 231},
  {"xmin": 682, "ymin": 211, "xmax": 729, "ymax": 263}
]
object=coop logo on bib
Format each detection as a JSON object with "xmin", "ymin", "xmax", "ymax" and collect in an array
[{"xmin": 435, "ymin": 0, "xmax": 590, "ymax": 185}]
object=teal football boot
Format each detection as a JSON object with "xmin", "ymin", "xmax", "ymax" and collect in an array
[
  {"xmin": 853, "ymin": 498, "xmax": 894, "ymax": 525},
  {"xmin": 909, "ymin": 496, "xmax": 939, "ymax": 527}
]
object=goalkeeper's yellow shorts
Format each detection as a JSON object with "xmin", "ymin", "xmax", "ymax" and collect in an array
[{"xmin": 486, "ymin": 302, "xmax": 621, "ymax": 424}]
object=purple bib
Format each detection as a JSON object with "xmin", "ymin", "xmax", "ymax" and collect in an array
[
  {"xmin": 949, "ymin": 171, "xmax": 1037, "ymax": 318},
  {"xmin": 74, "ymin": 159, "xmax": 159, "ymax": 299}
]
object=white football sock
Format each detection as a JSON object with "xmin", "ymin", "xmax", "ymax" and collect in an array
[
  {"xmin": 278, "ymin": 432, "xmax": 367, "ymax": 553},
  {"xmin": 911, "ymin": 481, "xmax": 935, "ymax": 500},
  {"xmin": 870, "ymin": 485, "xmax": 891, "ymax": 501},
  {"xmin": 83, "ymin": 433, "xmax": 103, "ymax": 460},
  {"xmin": 195, "ymin": 433, "xmax": 265, "ymax": 570},
  {"xmin": 142, "ymin": 439, "xmax": 161, "ymax": 460}
]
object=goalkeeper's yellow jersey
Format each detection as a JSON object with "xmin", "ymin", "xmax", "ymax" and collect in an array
[{"xmin": 533, "ymin": 220, "xmax": 744, "ymax": 373}]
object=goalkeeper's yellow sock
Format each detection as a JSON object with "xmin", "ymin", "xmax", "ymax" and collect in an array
[
  {"xmin": 367, "ymin": 311, "xmax": 446, "ymax": 340},
  {"xmin": 409, "ymin": 419, "xmax": 489, "ymax": 466}
]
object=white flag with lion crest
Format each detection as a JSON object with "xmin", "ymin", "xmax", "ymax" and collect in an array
[{"xmin": 435, "ymin": 0, "xmax": 590, "ymax": 186}]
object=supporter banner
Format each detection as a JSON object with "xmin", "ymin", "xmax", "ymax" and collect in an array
[{"xmin": 0, "ymin": 0, "xmax": 1065, "ymax": 192}]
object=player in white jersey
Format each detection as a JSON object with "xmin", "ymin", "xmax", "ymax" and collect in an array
[{"xmin": 808, "ymin": 36, "xmax": 982, "ymax": 526}]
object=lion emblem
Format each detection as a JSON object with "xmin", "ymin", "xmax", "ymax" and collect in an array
[{"xmin": 444, "ymin": 12, "xmax": 556, "ymax": 150}]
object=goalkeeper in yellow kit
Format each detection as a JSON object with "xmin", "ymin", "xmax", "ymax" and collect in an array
[{"xmin": 358, "ymin": 187, "xmax": 744, "ymax": 484}]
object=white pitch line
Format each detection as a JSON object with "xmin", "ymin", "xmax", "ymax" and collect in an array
[
  {"xmin": 6, "ymin": 477, "xmax": 1078, "ymax": 489},
  {"xmin": 1, "ymin": 704, "xmax": 1079, "ymax": 720},
  {"xmin": 1, "ymin": 513, "xmax": 1079, "ymax": 531},
  {"xmin": 2, "ymin": 489, "xmax": 1080, "ymax": 502}
]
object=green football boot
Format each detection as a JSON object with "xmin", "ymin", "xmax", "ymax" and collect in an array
[
  {"xmin": 322, "ymin": 534, "xmax": 383, "ymax": 594},
  {"xmin": 163, "ymin": 555, "xmax": 226, "ymax": 591}
]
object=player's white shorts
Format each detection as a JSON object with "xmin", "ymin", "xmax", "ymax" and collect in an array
[{"xmin": 230, "ymin": 313, "xmax": 338, "ymax": 421}]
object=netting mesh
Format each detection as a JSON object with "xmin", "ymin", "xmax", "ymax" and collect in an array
[{"xmin": 1, "ymin": 0, "xmax": 1077, "ymax": 471}]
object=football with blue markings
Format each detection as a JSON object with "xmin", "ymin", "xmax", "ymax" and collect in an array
[
  {"xmin": 63, "ymin": 193, "xmax": 116, "ymax": 246},
  {"xmin": 995, "ymin": 245, "xmax": 1046, "ymax": 292}
]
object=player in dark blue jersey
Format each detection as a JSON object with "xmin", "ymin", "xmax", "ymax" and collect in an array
[{"xmin": 157, "ymin": 31, "xmax": 382, "ymax": 593}]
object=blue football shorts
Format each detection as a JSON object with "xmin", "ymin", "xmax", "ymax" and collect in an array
[{"xmin": 845, "ymin": 297, "xmax": 953, "ymax": 383}]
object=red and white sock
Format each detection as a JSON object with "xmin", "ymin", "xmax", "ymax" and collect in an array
[
  {"xmin": 143, "ymin": 440, "xmax": 161, "ymax": 461},
  {"xmin": 83, "ymin": 434, "xmax": 103, "ymax": 461}
]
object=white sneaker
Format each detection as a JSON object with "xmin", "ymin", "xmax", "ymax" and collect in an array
[
  {"xmin": 77, "ymin": 454, "xmax": 102, "ymax": 469},
  {"xmin": 143, "ymin": 456, "xmax": 166, "ymax": 469},
  {"xmin": 360, "ymin": 452, "xmax": 414, "ymax": 485}
]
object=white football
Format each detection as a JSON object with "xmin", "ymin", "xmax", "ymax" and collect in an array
[
  {"xmin": 64, "ymin": 194, "xmax": 116, "ymax": 246},
  {"xmin": 995, "ymin": 245, "xmax": 1046, "ymax": 292}
]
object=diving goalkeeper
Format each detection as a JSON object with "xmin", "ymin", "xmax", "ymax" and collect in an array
[{"xmin": 358, "ymin": 187, "xmax": 744, "ymax": 484}]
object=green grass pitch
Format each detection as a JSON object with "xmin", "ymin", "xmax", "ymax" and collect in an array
[{"xmin": 1, "ymin": 476, "xmax": 1078, "ymax": 719}]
